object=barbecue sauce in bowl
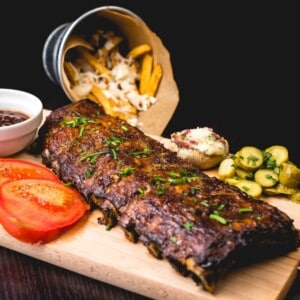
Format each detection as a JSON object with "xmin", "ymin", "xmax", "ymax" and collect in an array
[{"xmin": 0, "ymin": 110, "xmax": 29, "ymax": 127}]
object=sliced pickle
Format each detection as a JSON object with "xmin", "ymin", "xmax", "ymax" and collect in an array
[
  {"xmin": 279, "ymin": 162, "xmax": 300, "ymax": 188},
  {"xmin": 263, "ymin": 183, "xmax": 298, "ymax": 196},
  {"xmin": 254, "ymin": 169, "xmax": 279, "ymax": 187},
  {"xmin": 234, "ymin": 179, "xmax": 262, "ymax": 199},
  {"xmin": 218, "ymin": 158, "xmax": 235, "ymax": 179},
  {"xmin": 217, "ymin": 144, "xmax": 299, "ymax": 202},
  {"xmin": 289, "ymin": 192, "xmax": 300, "ymax": 204},
  {"xmin": 235, "ymin": 168, "xmax": 254, "ymax": 180},
  {"xmin": 224, "ymin": 177, "xmax": 240, "ymax": 186},
  {"xmin": 265, "ymin": 145, "xmax": 289, "ymax": 167},
  {"xmin": 236, "ymin": 146, "xmax": 264, "ymax": 171}
]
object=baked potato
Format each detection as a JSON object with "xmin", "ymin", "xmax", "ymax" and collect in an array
[{"xmin": 170, "ymin": 127, "xmax": 229, "ymax": 170}]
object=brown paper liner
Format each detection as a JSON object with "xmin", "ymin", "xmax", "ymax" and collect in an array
[{"xmin": 61, "ymin": 9, "xmax": 179, "ymax": 136}]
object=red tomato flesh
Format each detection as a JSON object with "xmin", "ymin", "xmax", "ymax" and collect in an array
[
  {"xmin": 0, "ymin": 178, "xmax": 90, "ymax": 244},
  {"xmin": 0, "ymin": 158, "xmax": 59, "ymax": 185}
]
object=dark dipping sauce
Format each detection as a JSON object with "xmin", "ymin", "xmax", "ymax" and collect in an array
[{"xmin": 0, "ymin": 110, "xmax": 29, "ymax": 127}]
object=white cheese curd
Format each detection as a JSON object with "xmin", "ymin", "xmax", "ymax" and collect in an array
[{"xmin": 72, "ymin": 46, "xmax": 156, "ymax": 116}]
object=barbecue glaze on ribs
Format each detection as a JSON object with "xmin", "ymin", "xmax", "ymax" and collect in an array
[{"xmin": 32, "ymin": 99, "xmax": 300, "ymax": 293}]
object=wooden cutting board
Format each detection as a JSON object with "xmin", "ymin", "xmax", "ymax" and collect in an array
[{"xmin": 1, "ymin": 110, "xmax": 300, "ymax": 300}]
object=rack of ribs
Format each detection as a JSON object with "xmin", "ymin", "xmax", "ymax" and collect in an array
[{"xmin": 31, "ymin": 99, "xmax": 300, "ymax": 293}]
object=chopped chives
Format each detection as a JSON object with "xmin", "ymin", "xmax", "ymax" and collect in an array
[
  {"xmin": 183, "ymin": 222, "xmax": 194, "ymax": 230},
  {"xmin": 209, "ymin": 213, "xmax": 227, "ymax": 225},
  {"xmin": 238, "ymin": 207, "xmax": 253, "ymax": 213}
]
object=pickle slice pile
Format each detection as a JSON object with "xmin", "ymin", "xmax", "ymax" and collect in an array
[{"xmin": 217, "ymin": 145, "xmax": 300, "ymax": 201}]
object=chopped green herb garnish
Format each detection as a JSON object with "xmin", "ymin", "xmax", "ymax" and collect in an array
[
  {"xmin": 60, "ymin": 116, "xmax": 96, "ymax": 136},
  {"xmin": 105, "ymin": 136, "xmax": 127, "ymax": 147},
  {"xmin": 201, "ymin": 200, "xmax": 209, "ymax": 207},
  {"xmin": 208, "ymin": 134, "xmax": 216, "ymax": 142},
  {"xmin": 191, "ymin": 186, "xmax": 202, "ymax": 192},
  {"xmin": 137, "ymin": 188, "xmax": 145, "ymax": 196},
  {"xmin": 111, "ymin": 148, "xmax": 118, "ymax": 159},
  {"xmin": 118, "ymin": 167, "xmax": 135, "ymax": 176},
  {"xmin": 192, "ymin": 197, "xmax": 198, "ymax": 202},
  {"xmin": 170, "ymin": 236, "xmax": 177, "ymax": 243},
  {"xmin": 121, "ymin": 125, "xmax": 129, "ymax": 131},
  {"xmin": 217, "ymin": 204, "xmax": 225, "ymax": 211},
  {"xmin": 241, "ymin": 185, "xmax": 250, "ymax": 192},
  {"xmin": 238, "ymin": 207, "xmax": 253, "ymax": 213},
  {"xmin": 86, "ymin": 168, "xmax": 94, "ymax": 178},
  {"xmin": 209, "ymin": 213, "xmax": 227, "ymax": 225},
  {"xmin": 168, "ymin": 171, "xmax": 180, "ymax": 178},
  {"xmin": 150, "ymin": 175, "xmax": 166, "ymax": 183},
  {"xmin": 246, "ymin": 155, "xmax": 259, "ymax": 166},
  {"xmin": 156, "ymin": 184, "xmax": 167, "ymax": 195},
  {"xmin": 79, "ymin": 126, "xmax": 85, "ymax": 136},
  {"xmin": 80, "ymin": 150, "xmax": 109, "ymax": 163},
  {"xmin": 265, "ymin": 174, "xmax": 277, "ymax": 184},
  {"xmin": 129, "ymin": 148, "xmax": 152, "ymax": 158},
  {"xmin": 167, "ymin": 171, "xmax": 199, "ymax": 186},
  {"xmin": 183, "ymin": 222, "xmax": 194, "ymax": 230}
]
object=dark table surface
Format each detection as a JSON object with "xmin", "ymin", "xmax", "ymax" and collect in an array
[
  {"xmin": 0, "ymin": 244, "xmax": 299, "ymax": 300},
  {"xmin": 1, "ymin": 1, "xmax": 299, "ymax": 299}
]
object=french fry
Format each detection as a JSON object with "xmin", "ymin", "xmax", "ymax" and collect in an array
[
  {"xmin": 113, "ymin": 110, "xmax": 136, "ymax": 122},
  {"xmin": 116, "ymin": 98, "xmax": 137, "ymax": 116},
  {"xmin": 64, "ymin": 62, "xmax": 79, "ymax": 85},
  {"xmin": 90, "ymin": 84, "xmax": 137, "ymax": 121},
  {"xmin": 127, "ymin": 44, "xmax": 152, "ymax": 59},
  {"xmin": 77, "ymin": 48, "xmax": 111, "ymax": 75},
  {"xmin": 139, "ymin": 54, "xmax": 153, "ymax": 95},
  {"xmin": 87, "ymin": 92, "xmax": 98, "ymax": 103},
  {"xmin": 145, "ymin": 63, "xmax": 163, "ymax": 97},
  {"xmin": 90, "ymin": 84, "xmax": 115, "ymax": 116}
]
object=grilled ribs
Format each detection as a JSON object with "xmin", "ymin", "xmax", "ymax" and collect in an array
[{"xmin": 32, "ymin": 99, "xmax": 300, "ymax": 293}]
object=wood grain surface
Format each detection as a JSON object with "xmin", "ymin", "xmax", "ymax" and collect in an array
[{"xmin": 0, "ymin": 110, "xmax": 299, "ymax": 300}]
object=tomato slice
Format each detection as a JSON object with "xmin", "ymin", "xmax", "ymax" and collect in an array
[
  {"xmin": 0, "ymin": 158, "xmax": 59, "ymax": 185},
  {"xmin": 0, "ymin": 178, "xmax": 90, "ymax": 244}
]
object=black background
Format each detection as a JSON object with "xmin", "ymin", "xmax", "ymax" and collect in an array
[{"xmin": 1, "ymin": 1, "xmax": 299, "ymax": 165}]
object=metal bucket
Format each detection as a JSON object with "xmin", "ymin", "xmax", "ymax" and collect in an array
[{"xmin": 42, "ymin": 6, "xmax": 142, "ymax": 100}]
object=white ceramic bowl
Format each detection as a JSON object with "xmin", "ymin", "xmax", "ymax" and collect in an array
[{"xmin": 0, "ymin": 88, "xmax": 43, "ymax": 157}]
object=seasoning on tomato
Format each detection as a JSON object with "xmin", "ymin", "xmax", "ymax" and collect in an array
[
  {"xmin": 0, "ymin": 158, "xmax": 59, "ymax": 185},
  {"xmin": 0, "ymin": 178, "xmax": 90, "ymax": 244}
]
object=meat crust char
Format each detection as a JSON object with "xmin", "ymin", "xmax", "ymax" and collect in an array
[{"xmin": 35, "ymin": 99, "xmax": 300, "ymax": 293}]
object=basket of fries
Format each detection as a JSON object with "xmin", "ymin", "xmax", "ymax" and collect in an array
[{"xmin": 42, "ymin": 6, "xmax": 179, "ymax": 136}]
